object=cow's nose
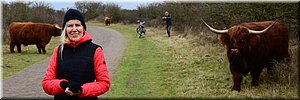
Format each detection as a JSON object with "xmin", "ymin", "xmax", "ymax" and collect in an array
[{"xmin": 231, "ymin": 49, "xmax": 239, "ymax": 54}]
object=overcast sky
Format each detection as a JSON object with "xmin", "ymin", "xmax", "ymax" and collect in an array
[
  {"xmin": 3, "ymin": 0, "xmax": 298, "ymax": 10},
  {"xmin": 3, "ymin": 0, "xmax": 164, "ymax": 10}
]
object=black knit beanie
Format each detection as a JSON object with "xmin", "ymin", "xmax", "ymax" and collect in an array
[{"xmin": 62, "ymin": 9, "xmax": 87, "ymax": 30}]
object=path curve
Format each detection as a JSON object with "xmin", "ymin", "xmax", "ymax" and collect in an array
[{"xmin": 2, "ymin": 25, "xmax": 126, "ymax": 98}]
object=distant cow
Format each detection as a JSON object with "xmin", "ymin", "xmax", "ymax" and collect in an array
[
  {"xmin": 9, "ymin": 22, "xmax": 62, "ymax": 54},
  {"xmin": 202, "ymin": 19, "xmax": 289, "ymax": 91},
  {"xmin": 104, "ymin": 17, "xmax": 111, "ymax": 26}
]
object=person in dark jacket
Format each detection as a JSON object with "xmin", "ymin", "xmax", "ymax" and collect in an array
[
  {"xmin": 162, "ymin": 11, "xmax": 172, "ymax": 37},
  {"xmin": 42, "ymin": 9, "xmax": 110, "ymax": 100}
]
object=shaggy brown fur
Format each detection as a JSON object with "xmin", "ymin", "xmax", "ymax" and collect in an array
[
  {"xmin": 9, "ymin": 22, "xmax": 61, "ymax": 54},
  {"xmin": 212, "ymin": 20, "xmax": 289, "ymax": 91}
]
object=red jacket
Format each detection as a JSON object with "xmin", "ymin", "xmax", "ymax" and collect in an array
[{"xmin": 42, "ymin": 32, "xmax": 110, "ymax": 97}]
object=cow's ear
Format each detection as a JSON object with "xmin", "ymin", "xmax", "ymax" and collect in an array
[{"xmin": 219, "ymin": 34, "xmax": 230, "ymax": 45}]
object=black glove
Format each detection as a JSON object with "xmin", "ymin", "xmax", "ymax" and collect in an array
[
  {"xmin": 67, "ymin": 81, "xmax": 83, "ymax": 93},
  {"xmin": 60, "ymin": 81, "xmax": 69, "ymax": 90},
  {"xmin": 59, "ymin": 81, "xmax": 83, "ymax": 93}
]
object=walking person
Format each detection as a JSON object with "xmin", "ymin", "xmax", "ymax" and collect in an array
[
  {"xmin": 162, "ymin": 11, "xmax": 172, "ymax": 37},
  {"xmin": 136, "ymin": 19, "xmax": 146, "ymax": 38},
  {"xmin": 42, "ymin": 9, "xmax": 110, "ymax": 100}
]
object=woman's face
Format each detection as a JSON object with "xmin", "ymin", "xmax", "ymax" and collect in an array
[{"xmin": 66, "ymin": 19, "xmax": 84, "ymax": 42}]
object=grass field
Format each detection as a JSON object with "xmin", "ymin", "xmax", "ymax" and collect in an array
[
  {"xmin": 2, "ymin": 36, "xmax": 60, "ymax": 79},
  {"xmin": 96, "ymin": 23, "xmax": 298, "ymax": 98},
  {"xmin": 2, "ymin": 22, "xmax": 298, "ymax": 98}
]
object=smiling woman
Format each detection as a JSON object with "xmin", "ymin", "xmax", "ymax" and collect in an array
[{"xmin": 42, "ymin": 9, "xmax": 110, "ymax": 100}]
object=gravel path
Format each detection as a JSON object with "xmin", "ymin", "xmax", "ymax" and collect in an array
[{"xmin": 2, "ymin": 25, "xmax": 126, "ymax": 99}]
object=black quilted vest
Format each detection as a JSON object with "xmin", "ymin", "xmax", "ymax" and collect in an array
[
  {"xmin": 55, "ymin": 41, "xmax": 101, "ymax": 100},
  {"xmin": 56, "ymin": 40, "xmax": 101, "ymax": 83}
]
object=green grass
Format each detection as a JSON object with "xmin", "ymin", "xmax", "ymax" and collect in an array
[
  {"xmin": 91, "ymin": 22, "xmax": 298, "ymax": 99},
  {"xmin": 94, "ymin": 23, "xmax": 175, "ymax": 98},
  {"xmin": 3, "ymin": 22, "xmax": 298, "ymax": 98},
  {"xmin": 2, "ymin": 36, "xmax": 60, "ymax": 79}
]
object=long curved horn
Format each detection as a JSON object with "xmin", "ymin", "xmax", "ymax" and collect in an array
[
  {"xmin": 248, "ymin": 20, "xmax": 277, "ymax": 34},
  {"xmin": 201, "ymin": 18, "xmax": 228, "ymax": 34}
]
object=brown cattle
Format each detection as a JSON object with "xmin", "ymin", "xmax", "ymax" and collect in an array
[
  {"xmin": 9, "ymin": 22, "xmax": 62, "ymax": 54},
  {"xmin": 104, "ymin": 17, "xmax": 111, "ymax": 26},
  {"xmin": 202, "ymin": 19, "xmax": 289, "ymax": 91}
]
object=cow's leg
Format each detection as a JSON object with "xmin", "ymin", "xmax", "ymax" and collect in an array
[
  {"xmin": 42, "ymin": 47, "xmax": 46, "ymax": 54},
  {"xmin": 16, "ymin": 44, "xmax": 21, "ymax": 53},
  {"xmin": 41, "ymin": 45, "xmax": 46, "ymax": 54},
  {"xmin": 37, "ymin": 44, "xmax": 46, "ymax": 54},
  {"xmin": 36, "ymin": 44, "xmax": 42, "ymax": 54},
  {"xmin": 232, "ymin": 72, "xmax": 243, "ymax": 92},
  {"xmin": 228, "ymin": 55, "xmax": 242, "ymax": 91},
  {"xmin": 250, "ymin": 67, "xmax": 263, "ymax": 86},
  {"xmin": 229, "ymin": 60, "xmax": 243, "ymax": 91},
  {"xmin": 10, "ymin": 41, "xmax": 15, "ymax": 53}
]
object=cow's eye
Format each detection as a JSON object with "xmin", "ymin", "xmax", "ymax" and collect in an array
[
  {"xmin": 237, "ymin": 38, "xmax": 244, "ymax": 43},
  {"xmin": 241, "ymin": 39, "xmax": 246, "ymax": 43}
]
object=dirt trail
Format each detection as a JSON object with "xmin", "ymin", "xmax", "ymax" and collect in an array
[{"xmin": 2, "ymin": 26, "xmax": 126, "ymax": 98}]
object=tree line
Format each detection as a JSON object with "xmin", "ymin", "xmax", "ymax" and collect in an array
[
  {"xmin": 2, "ymin": 1, "xmax": 298, "ymax": 43},
  {"xmin": 2, "ymin": 1, "xmax": 123, "ymax": 43},
  {"xmin": 133, "ymin": 2, "xmax": 298, "ymax": 37}
]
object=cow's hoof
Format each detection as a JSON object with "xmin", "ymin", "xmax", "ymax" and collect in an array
[{"xmin": 231, "ymin": 87, "xmax": 241, "ymax": 92}]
